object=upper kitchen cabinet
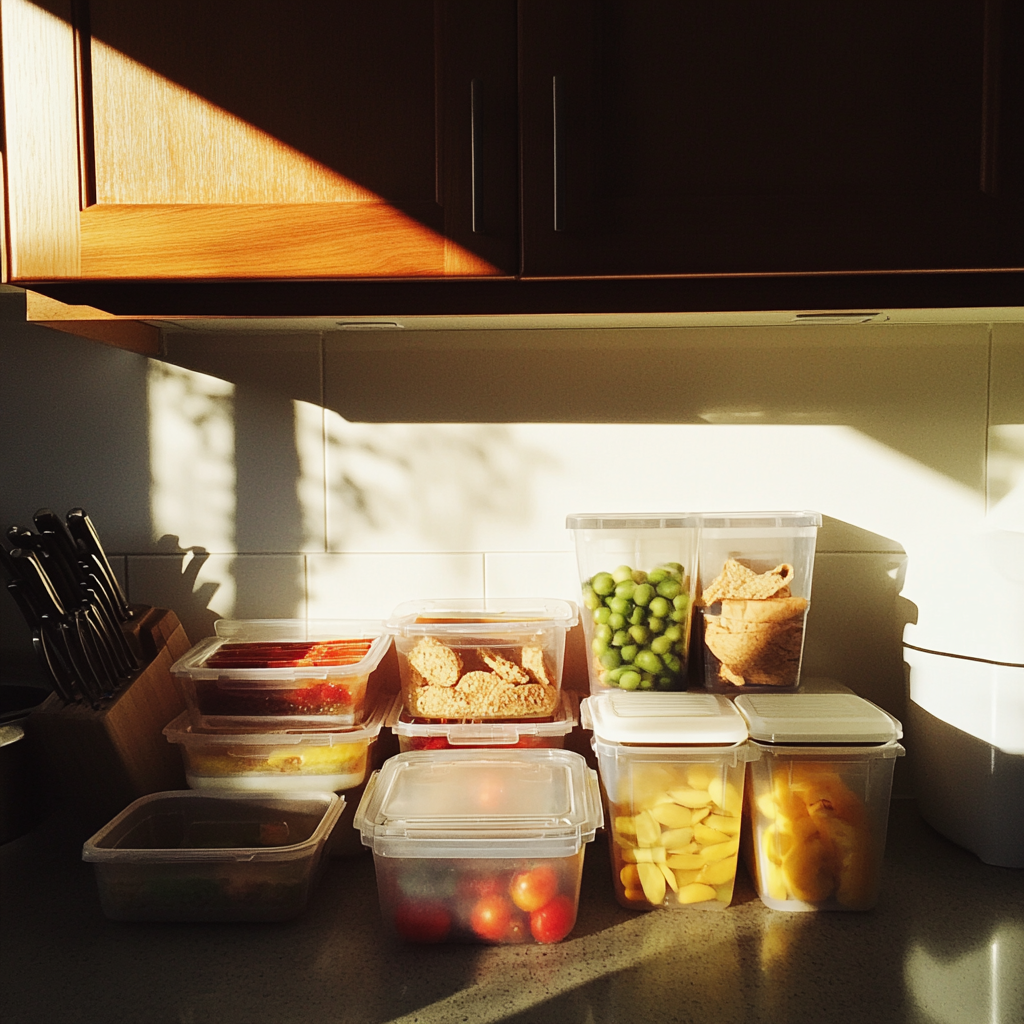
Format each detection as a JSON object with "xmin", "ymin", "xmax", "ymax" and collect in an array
[
  {"xmin": 519, "ymin": 0, "xmax": 1024, "ymax": 278},
  {"xmin": 0, "ymin": 0, "xmax": 519, "ymax": 281}
]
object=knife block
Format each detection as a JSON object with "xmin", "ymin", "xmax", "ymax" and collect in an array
[{"xmin": 24, "ymin": 607, "xmax": 192, "ymax": 837}]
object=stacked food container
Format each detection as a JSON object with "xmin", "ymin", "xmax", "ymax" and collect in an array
[
  {"xmin": 82, "ymin": 619, "xmax": 392, "ymax": 921},
  {"xmin": 735, "ymin": 692, "xmax": 904, "ymax": 911},
  {"xmin": 350, "ymin": 597, "xmax": 603, "ymax": 944}
]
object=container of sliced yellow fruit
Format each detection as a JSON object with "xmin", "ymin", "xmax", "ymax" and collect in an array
[
  {"xmin": 582, "ymin": 691, "xmax": 754, "ymax": 910},
  {"xmin": 734, "ymin": 692, "xmax": 904, "ymax": 912}
]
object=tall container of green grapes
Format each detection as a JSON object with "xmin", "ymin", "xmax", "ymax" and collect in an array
[{"xmin": 567, "ymin": 515, "xmax": 700, "ymax": 694}]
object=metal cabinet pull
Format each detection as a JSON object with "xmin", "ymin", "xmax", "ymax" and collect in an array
[
  {"xmin": 471, "ymin": 78, "xmax": 483, "ymax": 233},
  {"xmin": 553, "ymin": 75, "xmax": 565, "ymax": 232}
]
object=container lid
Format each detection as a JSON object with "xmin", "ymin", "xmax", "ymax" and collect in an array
[
  {"xmin": 164, "ymin": 693, "xmax": 390, "ymax": 748},
  {"xmin": 385, "ymin": 598, "xmax": 577, "ymax": 637},
  {"xmin": 566, "ymin": 513, "xmax": 700, "ymax": 530},
  {"xmin": 353, "ymin": 749, "xmax": 603, "ymax": 859},
  {"xmin": 82, "ymin": 791, "xmax": 344, "ymax": 864},
  {"xmin": 387, "ymin": 691, "xmax": 577, "ymax": 744},
  {"xmin": 581, "ymin": 692, "xmax": 748, "ymax": 746},
  {"xmin": 734, "ymin": 693, "xmax": 903, "ymax": 744},
  {"xmin": 697, "ymin": 511, "xmax": 823, "ymax": 530},
  {"xmin": 171, "ymin": 620, "xmax": 391, "ymax": 681}
]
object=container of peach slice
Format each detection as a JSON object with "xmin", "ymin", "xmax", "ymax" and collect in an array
[
  {"xmin": 582, "ymin": 691, "xmax": 756, "ymax": 910},
  {"xmin": 734, "ymin": 692, "xmax": 904, "ymax": 912}
]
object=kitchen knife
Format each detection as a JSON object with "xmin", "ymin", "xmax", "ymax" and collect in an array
[{"xmin": 65, "ymin": 509, "xmax": 131, "ymax": 621}]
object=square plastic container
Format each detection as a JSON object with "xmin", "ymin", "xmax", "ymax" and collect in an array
[
  {"xmin": 734, "ymin": 692, "xmax": 904, "ymax": 912},
  {"xmin": 171, "ymin": 619, "xmax": 391, "ymax": 730},
  {"xmin": 385, "ymin": 599, "xmax": 577, "ymax": 720},
  {"xmin": 387, "ymin": 690, "xmax": 577, "ymax": 752},
  {"xmin": 582, "ymin": 691, "xmax": 754, "ymax": 911},
  {"xmin": 353, "ymin": 748, "xmax": 603, "ymax": 944},
  {"xmin": 163, "ymin": 694, "xmax": 389, "ymax": 793},
  {"xmin": 696, "ymin": 511, "xmax": 822, "ymax": 693},
  {"xmin": 82, "ymin": 790, "xmax": 344, "ymax": 921},
  {"xmin": 566, "ymin": 514, "xmax": 700, "ymax": 694}
]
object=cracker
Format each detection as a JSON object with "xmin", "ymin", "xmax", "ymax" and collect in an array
[
  {"xmin": 521, "ymin": 645, "xmax": 554, "ymax": 686},
  {"xmin": 718, "ymin": 597, "xmax": 808, "ymax": 625},
  {"xmin": 701, "ymin": 559, "xmax": 795, "ymax": 604},
  {"xmin": 478, "ymin": 649, "xmax": 531, "ymax": 685},
  {"xmin": 408, "ymin": 636, "xmax": 462, "ymax": 687}
]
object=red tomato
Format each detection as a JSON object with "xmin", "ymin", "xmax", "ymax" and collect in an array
[
  {"xmin": 530, "ymin": 895, "xmax": 576, "ymax": 944},
  {"xmin": 509, "ymin": 865, "xmax": 559, "ymax": 912},
  {"xmin": 470, "ymin": 895, "xmax": 513, "ymax": 942},
  {"xmin": 394, "ymin": 901, "xmax": 451, "ymax": 943},
  {"xmin": 411, "ymin": 736, "xmax": 450, "ymax": 751}
]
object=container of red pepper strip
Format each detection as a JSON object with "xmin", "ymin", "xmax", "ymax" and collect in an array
[{"xmin": 170, "ymin": 620, "xmax": 392, "ymax": 730}]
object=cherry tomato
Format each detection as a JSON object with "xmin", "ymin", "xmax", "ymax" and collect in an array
[
  {"xmin": 470, "ymin": 895, "xmax": 513, "ymax": 942},
  {"xmin": 411, "ymin": 736, "xmax": 451, "ymax": 751},
  {"xmin": 530, "ymin": 894, "xmax": 576, "ymax": 944},
  {"xmin": 394, "ymin": 901, "xmax": 451, "ymax": 943},
  {"xmin": 509, "ymin": 864, "xmax": 559, "ymax": 913}
]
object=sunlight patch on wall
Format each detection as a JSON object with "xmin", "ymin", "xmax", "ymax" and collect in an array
[
  {"xmin": 147, "ymin": 362, "xmax": 236, "ymax": 612},
  {"xmin": 294, "ymin": 400, "xmax": 327, "ymax": 552}
]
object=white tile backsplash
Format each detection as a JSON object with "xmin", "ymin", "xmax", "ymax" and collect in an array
[{"xmin": 1, "ymin": 299, "xmax": 1017, "ymax": 806}]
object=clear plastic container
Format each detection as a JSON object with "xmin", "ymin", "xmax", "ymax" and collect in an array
[
  {"xmin": 696, "ymin": 511, "xmax": 822, "ymax": 693},
  {"xmin": 163, "ymin": 694, "xmax": 389, "ymax": 793},
  {"xmin": 353, "ymin": 748, "xmax": 603, "ymax": 944},
  {"xmin": 82, "ymin": 790, "xmax": 344, "ymax": 921},
  {"xmin": 566, "ymin": 514, "xmax": 700, "ymax": 695},
  {"xmin": 582, "ymin": 691, "xmax": 754, "ymax": 911},
  {"xmin": 386, "ymin": 691, "xmax": 577, "ymax": 752},
  {"xmin": 385, "ymin": 599, "xmax": 577, "ymax": 721},
  {"xmin": 171, "ymin": 619, "xmax": 391, "ymax": 730},
  {"xmin": 735, "ymin": 692, "xmax": 904, "ymax": 912}
]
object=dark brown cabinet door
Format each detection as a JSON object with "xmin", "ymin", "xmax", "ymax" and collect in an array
[
  {"xmin": 519, "ymin": 0, "xmax": 1024, "ymax": 278},
  {"xmin": 3, "ymin": 0, "xmax": 518, "ymax": 281}
]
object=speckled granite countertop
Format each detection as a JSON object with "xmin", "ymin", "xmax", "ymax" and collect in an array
[{"xmin": 2, "ymin": 800, "xmax": 1021, "ymax": 1024}]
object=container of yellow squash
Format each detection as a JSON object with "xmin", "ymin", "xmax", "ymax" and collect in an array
[
  {"xmin": 734, "ymin": 693, "xmax": 904, "ymax": 912},
  {"xmin": 582, "ymin": 691, "xmax": 755, "ymax": 911}
]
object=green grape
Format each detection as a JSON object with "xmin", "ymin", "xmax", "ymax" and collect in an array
[
  {"xmin": 632, "ymin": 583, "xmax": 654, "ymax": 607},
  {"xmin": 608, "ymin": 596, "xmax": 630, "ymax": 616},
  {"xmin": 628, "ymin": 624, "xmax": 650, "ymax": 645},
  {"xmin": 634, "ymin": 649, "xmax": 663, "ymax": 674},
  {"xmin": 620, "ymin": 644, "xmax": 639, "ymax": 663},
  {"xmin": 591, "ymin": 572, "xmax": 616, "ymax": 596},
  {"xmin": 650, "ymin": 635, "xmax": 673, "ymax": 655},
  {"xmin": 612, "ymin": 565, "xmax": 634, "ymax": 584},
  {"xmin": 600, "ymin": 649, "xmax": 623, "ymax": 670},
  {"xmin": 648, "ymin": 596, "xmax": 670, "ymax": 618},
  {"xmin": 647, "ymin": 617, "xmax": 665, "ymax": 633},
  {"xmin": 607, "ymin": 612, "xmax": 626, "ymax": 631},
  {"xmin": 618, "ymin": 670, "xmax": 641, "ymax": 691},
  {"xmin": 593, "ymin": 606, "xmax": 611, "ymax": 625},
  {"xmin": 657, "ymin": 578, "xmax": 682, "ymax": 600},
  {"xmin": 611, "ymin": 629, "xmax": 630, "ymax": 647},
  {"xmin": 591, "ymin": 637, "xmax": 609, "ymax": 656}
]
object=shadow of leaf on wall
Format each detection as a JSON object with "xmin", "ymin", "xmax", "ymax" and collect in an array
[{"xmin": 141, "ymin": 535, "xmax": 222, "ymax": 644}]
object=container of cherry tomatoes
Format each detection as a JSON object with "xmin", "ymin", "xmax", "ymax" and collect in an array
[
  {"xmin": 386, "ymin": 692, "xmax": 577, "ymax": 752},
  {"xmin": 353, "ymin": 748, "xmax": 603, "ymax": 944},
  {"xmin": 171, "ymin": 619, "xmax": 391, "ymax": 731}
]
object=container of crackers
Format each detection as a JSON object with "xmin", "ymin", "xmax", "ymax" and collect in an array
[
  {"xmin": 696, "ymin": 512, "xmax": 822, "ymax": 692},
  {"xmin": 385, "ymin": 599, "xmax": 578, "ymax": 720}
]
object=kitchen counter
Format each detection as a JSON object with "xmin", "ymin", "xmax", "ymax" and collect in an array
[{"xmin": 2, "ymin": 798, "xmax": 1021, "ymax": 1024}]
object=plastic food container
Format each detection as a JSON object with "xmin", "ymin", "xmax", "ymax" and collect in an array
[
  {"xmin": 387, "ymin": 691, "xmax": 577, "ymax": 752},
  {"xmin": 171, "ymin": 619, "xmax": 391, "ymax": 730},
  {"xmin": 566, "ymin": 514, "xmax": 700, "ymax": 695},
  {"xmin": 163, "ymin": 694, "xmax": 389, "ymax": 793},
  {"xmin": 735, "ymin": 692, "xmax": 904, "ymax": 912},
  {"xmin": 353, "ymin": 749, "xmax": 603, "ymax": 944},
  {"xmin": 82, "ymin": 790, "xmax": 344, "ymax": 921},
  {"xmin": 583, "ymin": 691, "xmax": 754, "ymax": 910},
  {"xmin": 696, "ymin": 511, "xmax": 822, "ymax": 693},
  {"xmin": 385, "ymin": 599, "xmax": 577, "ymax": 721}
]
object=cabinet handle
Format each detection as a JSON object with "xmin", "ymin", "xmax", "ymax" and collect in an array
[
  {"xmin": 553, "ymin": 75, "xmax": 565, "ymax": 232},
  {"xmin": 471, "ymin": 79, "xmax": 484, "ymax": 234}
]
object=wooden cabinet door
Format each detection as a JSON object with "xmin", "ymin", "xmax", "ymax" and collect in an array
[
  {"xmin": 520, "ymin": 0, "xmax": 1024, "ymax": 278},
  {"xmin": 2, "ymin": 0, "xmax": 518, "ymax": 281}
]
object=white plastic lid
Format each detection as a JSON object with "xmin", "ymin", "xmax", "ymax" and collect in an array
[
  {"xmin": 354, "ymin": 749, "xmax": 603, "ymax": 859},
  {"xmin": 385, "ymin": 598, "xmax": 577, "ymax": 637},
  {"xmin": 581, "ymin": 692, "xmax": 749, "ymax": 746},
  {"xmin": 566, "ymin": 513, "xmax": 700, "ymax": 530},
  {"xmin": 734, "ymin": 693, "xmax": 903, "ymax": 744},
  {"xmin": 387, "ymin": 691, "xmax": 577, "ymax": 745},
  {"xmin": 164, "ymin": 693, "xmax": 390, "ymax": 749},
  {"xmin": 697, "ymin": 511, "xmax": 822, "ymax": 530}
]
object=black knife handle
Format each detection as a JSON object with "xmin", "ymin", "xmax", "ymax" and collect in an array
[
  {"xmin": 10, "ymin": 548, "xmax": 66, "ymax": 619},
  {"xmin": 66, "ymin": 509, "xmax": 130, "ymax": 619}
]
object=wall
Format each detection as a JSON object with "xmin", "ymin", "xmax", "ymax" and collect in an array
[{"xmin": 2, "ymin": 289, "xmax": 1022, "ymax": 796}]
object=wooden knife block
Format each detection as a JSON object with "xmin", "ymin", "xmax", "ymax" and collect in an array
[{"xmin": 24, "ymin": 607, "xmax": 192, "ymax": 837}]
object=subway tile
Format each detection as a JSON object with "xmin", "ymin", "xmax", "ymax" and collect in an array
[
  {"xmin": 126, "ymin": 553, "xmax": 305, "ymax": 644},
  {"xmin": 306, "ymin": 552, "xmax": 484, "ymax": 620},
  {"xmin": 484, "ymin": 551, "xmax": 581, "ymax": 602}
]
